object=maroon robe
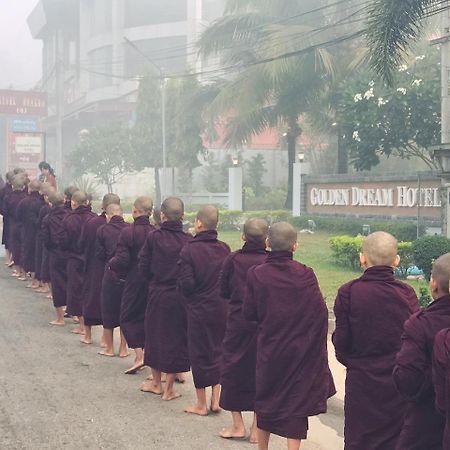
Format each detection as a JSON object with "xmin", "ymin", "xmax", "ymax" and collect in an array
[
  {"xmin": 96, "ymin": 216, "xmax": 129, "ymax": 329},
  {"xmin": 219, "ymin": 242, "xmax": 267, "ymax": 412},
  {"xmin": 178, "ymin": 230, "xmax": 230, "ymax": 388},
  {"xmin": 5, "ymin": 189, "xmax": 27, "ymax": 267},
  {"xmin": 36, "ymin": 203, "xmax": 51, "ymax": 283},
  {"xmin": 80, "ymin": 213, "xmax": 107, "ymax": 327},
  {"xmin": 16, "ymin": 192, "xmax": 45, "ymax": 273},
  {"xmin": 42, "ymin": 205, "xmax": 68, "ymax": 308},
  {"xmin": 433, "ymin": 328, "xmax": 450, "ymax": 450},
  {"xmin": 111, "ymin": 216, "xmax": 154, "ymax": 349},
  {"xmin": 58, "ymin": 205, "xmax": 96, "ymax": 316},
  {"xmin": 138, "ymin": 220, "xmax": 192, "ymax": 373},
  {"xmin": 332, "ymin": 266, "xmax": 419, "ymax": 450},
  {"xmin": 394, "ymin": 294, "xmax": 450, "ymax": 450},
  {"xmin": 243, "ymin": 251, "xmax": 336, "ymax": 440},
  {"xmin": 0, "ymin": 183, "xmax": 12, "ymax": 249}
]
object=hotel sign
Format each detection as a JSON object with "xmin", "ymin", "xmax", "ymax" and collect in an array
[
  {"xmin": 0, "ymin": 90, "xmax": 47, "ymax": 116},
  {"xmin": 306, "ymin": 180, "xmax": 442, "ymax": 219}
]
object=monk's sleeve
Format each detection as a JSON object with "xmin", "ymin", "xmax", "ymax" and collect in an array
[
  {"xmin": 178, "ymin": 245, "xmax": 196, "ymax": 296},
  {"xmin": 243, "ymin": 268, "xmax": 258, "ymax": 322},
  {"xmin": 42, "ymin": 216, "xmax": 52, "ymax": 250},
  {"xmin": 109, "ymin": 229, "xmax": 130, "ymax": 274},
  {"xmin": 137, "ymin": 233, "xmax": 154, "ymax": 281},
  {"xmin": 332, "ymin": 285, "xmax": 352, "ymax": 366},
  {"xmin": 58, "ymin": 218, "xmax": 70, "ymax": 252},
  {"xmin": 393, "ymin": 317, "xmax": 430, "ymax": 401},
  {"xmin": 432, "ymin": 331, "xmax": 447, "ymax": 416},
  {"xmin": 219, "ymin": 254, "xmax": 234, "ymax": 299},
  {"xmin": 95, "ymin": 229, "xmax": 107, "ymax": 262}
]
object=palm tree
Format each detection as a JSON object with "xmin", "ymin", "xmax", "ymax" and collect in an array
[
  {"xmin": 366, "ymin": 0, "xmax": 446, "ymax": 84},
  {"xmin": 198, "ymin": 0, "xmax": 334, "ymax": 208}
]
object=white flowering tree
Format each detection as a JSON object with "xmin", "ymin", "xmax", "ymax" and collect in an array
[{"xmin": 337, "ymin": 48, "xmax": 441, "ymax": 171}]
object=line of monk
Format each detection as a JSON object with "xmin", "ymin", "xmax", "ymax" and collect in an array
[{"xmin": 3, "ymin": 168, "xmax": 450, "ymax": 449}]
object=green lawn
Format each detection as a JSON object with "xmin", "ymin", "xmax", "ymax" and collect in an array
[{"xmin": 219, "ymin": 230, "xmax": 428, "ymax": 307}]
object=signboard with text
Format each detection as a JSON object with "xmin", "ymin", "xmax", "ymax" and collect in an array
[
  {"xmin": 0, "ymin": 90, "xmax": 47, "ymax": 116},
  {"xmin": 7, "ymin": 132, "xmax": 44, "ymax": 179}
]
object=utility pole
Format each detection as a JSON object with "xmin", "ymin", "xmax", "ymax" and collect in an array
[
  {"xmin": 55, "ymin": 30, "xmax": 64, "ymax": 177},
  {"xmin": 124, "ymin": 37, "xmax": 167, "ymax": 201}
]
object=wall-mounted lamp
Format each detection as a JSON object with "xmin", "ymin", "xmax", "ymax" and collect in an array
[
  {"xmin": 232, "ymin": 156, "xmax": 239, "ymax": 167},
  {"xmin": 298, "ymin": 152, "xmax": 305, "ymax": 163}
]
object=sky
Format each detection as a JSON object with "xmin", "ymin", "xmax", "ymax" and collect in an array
[{"xmin": 0, "ymin": 0, "xmax": 42, "ymax": 90}]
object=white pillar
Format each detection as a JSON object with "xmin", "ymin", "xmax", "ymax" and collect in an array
[
  {"xmin": 229, "ymin": 167, "xmax": 243, "ymax": 211},
  {"xmin": 292, "ymin": 162, "xmax": 302, "ymax": 216}
]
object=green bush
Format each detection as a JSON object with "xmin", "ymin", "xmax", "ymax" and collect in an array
[
  {"xmin": 412, "ymin": 235, "xmax": 450, "ymax": 280},
  {"xmin": 397, "ymin": 242, "xmax": 414, "ymax": 278},
  {"xmin": 418, "ymin": 286, "xmax": 433, "ymax": 309},
  {"xmin": 329, "ymin": 236, "xmax": 364, "ymax": 269}
]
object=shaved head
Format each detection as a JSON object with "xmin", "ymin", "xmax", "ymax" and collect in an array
[
  {"xmin": 161, "ymin": 197, "xmax": 184, "ymax": 222},
  {"xmin": 13, "ymin": 167, "xmax": 25, "ymax": 175},
  {"xmin": 72, "ymin": 190, "xmax": 88, "ymax": 206},
  {"xmin": 64, "ymin": 186, "xmax": 78, "ymax": 201},
  {"xmin": 432, "ymin": 253, "xmax": 450, "ymax": 293},
  {"xmin": 12, "ymin": 175, "xmax": 25, "ymax": 190},
  {"xmin": 48, "ymin": 191, "xmax": 65, "ymax": 206},
  {"xmin": 102, "ymin": 193, "xmax": 120, "ymax": 210},
  {"xmin": 134, "ymin": 196, "xmax": 153, "ymax": 216},
  {"xmin": 197, "ymin": 205, "xmax": 219, "ymax": 231},
  {"xmin": 6, "ymin": 171, "xmax": 14, "ymax": 183},
  {"xmin": 362, "ymin": 232, "xmax": 398, "ymax": 266},
  {"xmin": 268, "ymin": 222, "xmax": 297, "ymax": 252},
  {"xmin": 106, "ymin": 203, "xmax": 123, "ymax": 217},
  {"xmin": 28, "ymin": 180, "xmax": 41, "ymax": 192},
  {"xmin": 243, "ymin": 218, "xmax": 269, "ymax": 245}
]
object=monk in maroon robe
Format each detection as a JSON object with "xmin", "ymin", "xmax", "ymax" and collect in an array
[
  {"xmin": 178, "ymin": 205, "xmax": 230, "ymax": 416},
  {"xmin": 5, "ymin": 175, "xmax": 28, "ymax": 279},
  {"xmin": 243, "ymin": 222, "xmax": 335, "ymax": 450},
  {"xmin": 219, "ymin": 218, "xmax": 268, "ymax": 443},
  {"xmin": 111, "ymin": 197, "xmax": 154, "ymax": 374},
  {"xmin": 0, "ymin": 172, "xmax": 14, "ymax": 264},
  {"xmin": 58, "ymin": 191, "xmax": 95, "ymax": 334},
  {"xmin": 16, "ymin": 180, "xmax": 46, "ymax": 288},
  {"xmin": 332, "ymin": 231, "xmax": 419, "ymax": 450},
  {"xmin": 394, "ymin": 253, "xmax": 450, "ymax": 450},
  {"xmin": 36, "ymin": 200, "xmax": 52, "ymax": 294},
  {"xmin": 96, "ymin": 204, "xmax": 129, "ymax": 357},
  {"xmin": 139, "ymin": 197, "xmax": 192, "ymax": 400},
  {"xmin": 42, "ymin": 192, "xmax": 68, "ymax": 325},
  {"xmin": 80, "ymin": 193, "xmax": 120, "ymax": 346}
]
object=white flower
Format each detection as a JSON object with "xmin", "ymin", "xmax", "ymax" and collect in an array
[
  {"xmin": 412, "ymin": 79, "xmax": 423, "ymax": 86},
  {"xmin": 415, "ymin": 55, "xmax": 426, "ymax": 61},
  {"xmin": 377, "ymin": 97, "xmax": 388, "ymax": 106},
  {"xmin": 352, "ymin": 131, "xmax": 361, "ymax": 142},
  {"xmin": 398, "ymin": 64, "xmax": 408, "ymax": 72},
  {"xmin": 364, "ymin": 88, "xmax": 374, "ymax": 100},
  {"xmin": 397, "ymin": 87, "xmax": 407, "ymax": 95},
  {"xmin": 354, "ymin": 93, "xmax": 363, "ymax": 102},
  {"xmin": 368, "ymin": 80, "xmax": 375, "ymax": 87}
]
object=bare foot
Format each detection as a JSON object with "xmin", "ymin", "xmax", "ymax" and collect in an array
[
  {"xmin": 184, "ymin": 405, "xmax": 208, "ymax": 416},
  {"xmin": 46, "ymin": 295, "xmax": 53, "ymax": 300},
  {"xmin": 119, "ymin": 351, "xmax": 130, "ymax": 358},
  {"xmin": 49, "ymin": 320, "xmax": 65, "ymax": 326},
  {"xmin": 219, "ymin": 427, "xmax": 246, "ymax": 440},
  {"xmin": 98, "ymin": 350, "xmax": 115, "ymax": 357},
  {"xmin": 175, "ymin": 373, "xmax": 186, "ymax": 383},
  {"xmin": 140, "ymin": 380, "xmax": 163, "ymax": 395},
  {"xmin": 124, "ymin": 362, "xmax": 144, "ymax": 375},
  {"xmin": 210, "ymin": 405, "xmax": 221, "ymax": 414},
  {"xmin": 72, "ymin": 316, "xmax": 80, "ymax": 324},
  {"xmin": 17, "ymin": 276, "xmax": 27, "ymax": 281},
  {"xmin": 162, "ymin": 390, "xmax": 182, "ymax": 401},
  {"xmin": 71, "ymin": 328, "xmax": 85, "ymax": 335},
  {"xmin": 249, "ymin": 434, "xmax": 258, "ymax": 444},
  {"xmin": 80, "ymin": 338, "xmax": 92, "ymax": 345}
]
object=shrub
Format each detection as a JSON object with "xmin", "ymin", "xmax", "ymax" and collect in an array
[
  {"xmin": 412, "ymin": 235, "xmax": 450, "ymax": 280},
  {"xmin": 419, "ymin": 286, "xmax": 433, "ymax": 309},
  {"xmin": 397, "ymin": 242, "xmax": 414, "ymax": 278},
  {"xmin": 329, "ymin": 236, "xmax": 364, "ymax": 269}
]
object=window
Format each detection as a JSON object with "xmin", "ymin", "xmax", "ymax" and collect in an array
[{"xmin": 125, "ymin": 0, "xmax": 187, "ymax": 28}]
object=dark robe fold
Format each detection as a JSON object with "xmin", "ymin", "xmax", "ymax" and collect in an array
[
  {"xmin": 0, "ymin": 183, "xmax": 12, "ymax": 249},
  {"xmin": 332, "ymin": 266, "xmax": 419, "ymax": 450},
  {"xmin": 36, "ymin": 203, "xmax": 51, "ymax": 283},
  {"xmin": 111, "ymin": 216, "xmax": 154, "ymax": 349},
  {"xmin": 58, "ymin": 205, "xmax": 96, "ymax": 316},
  {"xmin": 138, "ymin": 220, "xmax": 192, "ymax": 373},
  {"xmin": 5, "ymin": 189, "xmax": 27, "ymax": 267},
  {"xmin": 96, "ymin": 216, "xmax": 129, "ymax": 329},
  {"xmin": 243, "ymin": 251, "xmax": 336, "ymax": 440},
  {"xmin": 433, "ymin": 328, "xmax": 450, "ymax": 450},
  {"xmin": 16, "ymin": 192, "xmax": 46, "ymax": 273},
  {"xmin": 394, "ymin": 294, "xmax": 450, "ymax": 450},
  {"xmin": 80, "ymin": 213, "xmax": 107, "ymax": 327},
  {"xmin": 219, "ymin": 242, "xmax": 267, "ymax": 412},
  {"xmin": 42, "ymin": 204, "xmax": 68, "ymax": 308},
  {"xmin": 178, "ymin": 229, "xmax": 230, "ymax": 388}
]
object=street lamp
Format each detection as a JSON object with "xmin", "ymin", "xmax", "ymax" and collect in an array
[
  {"xmin": 297, "ymin": 151, "xmax": 305, "ymax": 163},
  {"xmin": 124, "ymin": 37, "xmax": 167, "ymax": 201},
  {"xmin": 232, "ymin": 155, "xmax": 239, "ymax": 167}
]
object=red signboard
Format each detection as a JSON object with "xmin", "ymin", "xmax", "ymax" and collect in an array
[{"xmin": 0, "ymin": 90, "xmax": 47, "ymax": 116}]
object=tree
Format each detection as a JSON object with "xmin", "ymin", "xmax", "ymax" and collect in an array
[
  {"xmin": 198, "ymin": 0, "xmax": 334, "ymax": 208},
  {"xmin": 366, "ymin": 0, "xmax": 442, "ymax": 83},
  {"xmin": 244, "ymin": 153, "xmax": 267, "ymax": 196},
  {"xmin": 339, "ymin": 47, "xmax": 441, "ymax": 170},
  {"xmin": 67, "ymin": 124, "xmax": 132, "ymax": 193}
]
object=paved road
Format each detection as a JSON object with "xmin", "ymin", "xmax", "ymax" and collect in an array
[{"xmin": 0, "ymin": 261, "xmax": 344, "ymax": 450}]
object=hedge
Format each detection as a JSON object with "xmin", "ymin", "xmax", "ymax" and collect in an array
[{"xmin": 412, "ymin": 235, "xmax": 450, "ymax": 280}]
